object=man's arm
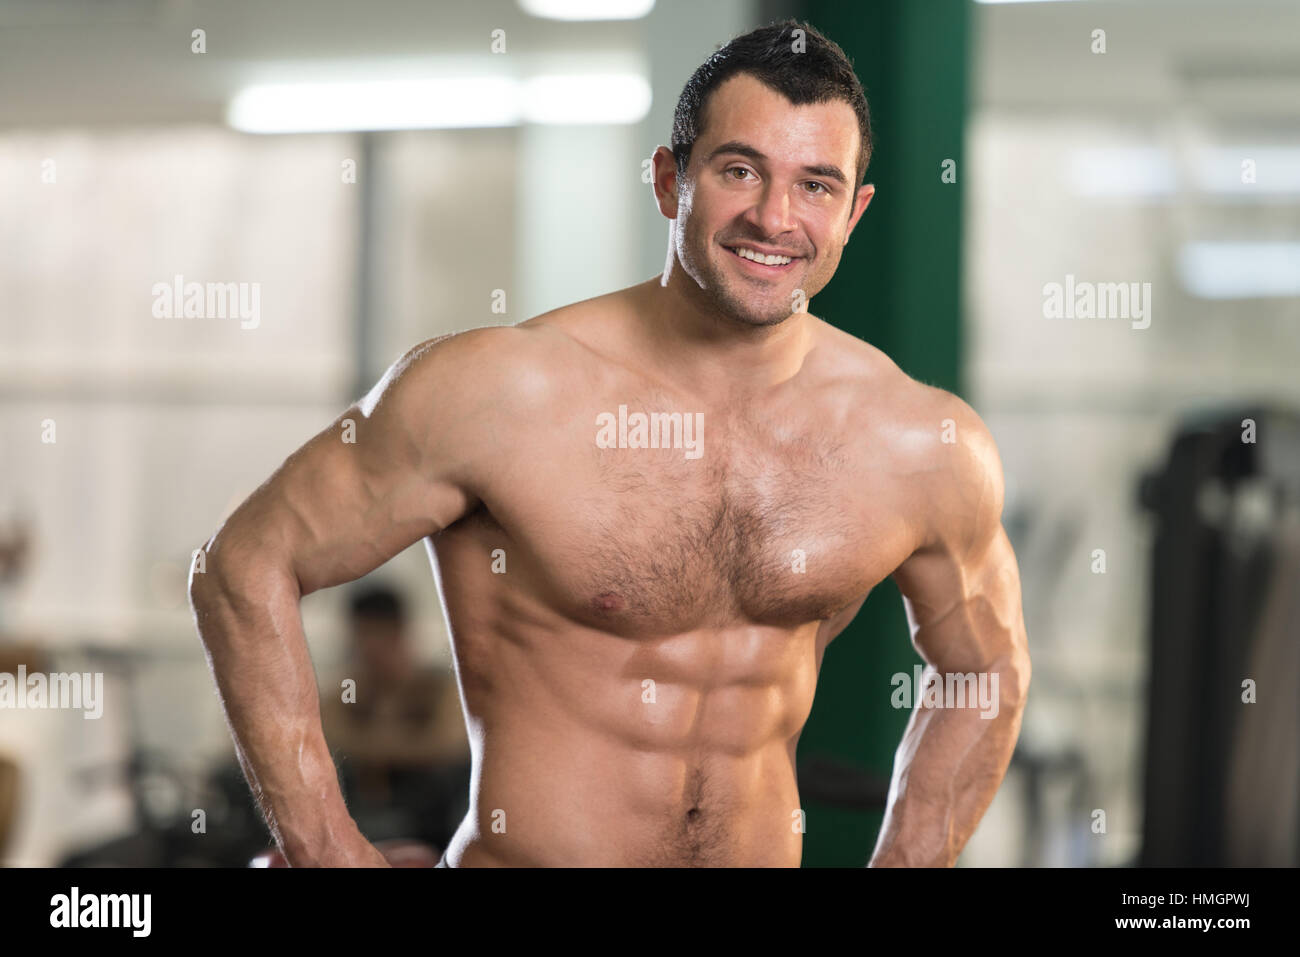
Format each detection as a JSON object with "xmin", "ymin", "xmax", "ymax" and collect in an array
[
  {"xmin": 188, "ymin": 329, "xmax": 501, "ymax": 866},
  {"xmin": 870, "ymin": 396, "xmax": 1031, "ymax": 867}
]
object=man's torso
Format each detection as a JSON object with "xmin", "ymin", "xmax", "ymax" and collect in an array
[{"xmin": 426, "ymin": 289, "xmax": 940, "ymax": 866}]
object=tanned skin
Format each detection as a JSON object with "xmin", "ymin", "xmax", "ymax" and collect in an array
[{"xmin": 190, "ymin": 73, "xmax": 1030, "ymax": 867}]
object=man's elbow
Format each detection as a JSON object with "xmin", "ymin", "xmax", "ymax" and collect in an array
[
  {"xmin": 187, "ymin": 537, "xmax": 286, "ymax": 642},
  {"xmin": 187, "ymin": 540, "xmax": 218, "ymax": 616},
  {"xmin": 991, "ymin": 640, "xmax": 1031, "ymax": 709}
]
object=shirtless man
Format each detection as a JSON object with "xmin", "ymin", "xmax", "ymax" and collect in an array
[{"xmin": 189, "ymin": 20, "xmax": 1030, "ymax": 867}]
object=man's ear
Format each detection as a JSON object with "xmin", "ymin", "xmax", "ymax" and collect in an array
[
  {"xmin": 843, "ymin": 183, "xmax": 875, "ymax": 244},
  {"xmin": 651, "ymin": 145, "xmax": 682, "ymax": 219}
]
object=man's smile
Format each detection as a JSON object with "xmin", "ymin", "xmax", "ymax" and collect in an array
[{"xmin": 722, "ymin": 242, "xmax": 802, "ymax": 275}]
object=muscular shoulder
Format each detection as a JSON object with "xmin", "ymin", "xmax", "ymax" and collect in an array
[
  {"xmin": 369, "ymin": 323, "xmax": 577, "ymax": 433},
  {"xmin": 812, "ymin": 325, "xmax": 1004, "ymax": 558},
  {"xmin": 348, "ymin": 323, "xmax": 580, "ymax": 504},
  {"xmin": 891, "ymin": 378, "xmax": 1005, "ymax": 559}
]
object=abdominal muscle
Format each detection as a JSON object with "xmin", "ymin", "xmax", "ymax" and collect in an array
[{"xmin": 437, "ymin": 616, "xmax": 822, "ymax": 868}]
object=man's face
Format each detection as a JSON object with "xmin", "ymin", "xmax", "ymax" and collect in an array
[
  {"xmin": 352, "ymin": 615, "xmax": 410, "ymax": 685},
  {"xmin": 661, "ymin": 72, "xmax": 874, "ymax": 326}
]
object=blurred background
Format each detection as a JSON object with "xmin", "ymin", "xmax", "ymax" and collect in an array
[{"xmin": 1, "ymin": 0, "xmax": 1297, "ymax": 867}]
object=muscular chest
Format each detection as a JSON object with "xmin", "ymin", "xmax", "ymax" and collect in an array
[{"xmin": 463, "ymin": 407, "xmax": 909, "ymax": 636}]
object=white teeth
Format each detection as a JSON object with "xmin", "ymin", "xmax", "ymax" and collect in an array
[{"xmin": 734, "ymin": 246, "xmax": 792, "ymax": 266}]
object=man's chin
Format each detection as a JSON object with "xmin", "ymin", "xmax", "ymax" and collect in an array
[
  {"xmin": 722, "ymin": 310, "xmax": 790, "ymax": 332},
  {"xmin": 699, "ymin": 278, "xmax": 799, "ymax": 327},
  {"xmin": 735, "ymin": 310, "xmax": 793, "ymax": 327},
  {"xmin": 725, "ymin": 293, "xmax": 799, "ymax": 326}
]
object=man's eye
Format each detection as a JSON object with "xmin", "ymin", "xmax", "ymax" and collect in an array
[
  {"xmin": 727, "ymin": 167, "xmax": 751, "ymax": 180},
  {"xmin": 805, "ymin": 181, "xmax": 826, "ymax": 194}
]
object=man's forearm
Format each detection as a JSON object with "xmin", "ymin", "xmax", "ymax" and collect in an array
[
  {"xmin": 190, "ymin": 556, "xmax": 360, "ymax": 864},
  {"xmin": 869, "ymin": 660, "xmax": 1028, "ymax": 867}
]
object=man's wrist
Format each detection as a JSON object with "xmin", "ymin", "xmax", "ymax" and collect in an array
[
  {"xmin": 271, "ymin": 770, "xmax": 360, "ymax": 864},
  {"xmin": 280, "ymin": 813, "xmax": 365, "ymax": 865},
  {"xmin": 868, "ymin": 822, "xmax": 959, "ymax": 867}
]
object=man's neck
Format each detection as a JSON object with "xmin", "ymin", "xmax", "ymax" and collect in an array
[{"xmin": 626, "ymin": 274, "xmax": 815, "ymax": 402}]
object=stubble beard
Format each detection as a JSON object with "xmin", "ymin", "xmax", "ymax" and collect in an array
[{"xmin": 679, "ymin": 231, "xmax": 801, "ymax": 329}]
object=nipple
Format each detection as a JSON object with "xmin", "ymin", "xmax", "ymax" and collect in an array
[{"xmin": 592, "ymin": 591, "xmax": 624, "ymax": 612}]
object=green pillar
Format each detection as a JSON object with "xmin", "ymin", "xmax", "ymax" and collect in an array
[{"xmin": 788, "ymin": 0, "xmax": 970, "ymax": 866}]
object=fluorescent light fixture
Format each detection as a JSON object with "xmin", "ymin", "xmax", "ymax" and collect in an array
[
  {"xmin": 523, "ymin": 74, "xmax": 652, "ymax": 124},
  {"xmin": 1178, "ymin": 241, "xmax": 1300, "ymax": 299},
  {"xmin": 229, "ymin": 78, "xmax": 520, "ymax": 132},
  {"xmin": 1069, "ymin": 147, "xmax": 1176, "ymax": 197},
  {"xmin": 519, "ymin": 0, "xmax": 654, "ymax": 20},
  {"xmin": 228, "ymin": 74, "xmax": 650, "ymax": 132}
]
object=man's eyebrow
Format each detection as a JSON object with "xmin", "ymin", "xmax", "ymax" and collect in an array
[
  {"xmin": 706, "ymin": 141, "xmax": 848, "ymax": 186},
  {"xmin": 706, "ymin": 140, "xmax": 766, "ymax": 164},
  {"xmin": 801, "ymin": 163, "xmax": 848, "ymax": 186}
]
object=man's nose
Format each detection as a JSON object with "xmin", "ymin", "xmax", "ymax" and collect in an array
[{"xmin": 746, "ymin": 183, "xmax": 795, "ymax": 236}]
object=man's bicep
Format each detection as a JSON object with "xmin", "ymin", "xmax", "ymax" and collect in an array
[
  {"xmin": 276, "ymin": 411, "xmax": 467, "ymax": 594},
  {"xmin": 890, "ymin": 396, "xmax": 1027, "ymax": 673},
  {"xmin": 892, "ymin": 526, "xmax": 1027, "ymax": 677},
  {"xmin": 206, "ymin": 338, "xmax": 483, "ymax": 595}
]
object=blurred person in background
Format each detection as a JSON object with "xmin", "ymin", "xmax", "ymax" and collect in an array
[{"xmin": 320, "ymin": 585, "xmax": 470, "ymax": 855}]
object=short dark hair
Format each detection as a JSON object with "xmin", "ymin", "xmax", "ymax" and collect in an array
[
  {"xmin": 349, "ymin": 585, "xmax": 405, "ymax": 624},
  {"xmin": 671, "ymin": 19, "xmax": 872, "ymax": 188}
]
